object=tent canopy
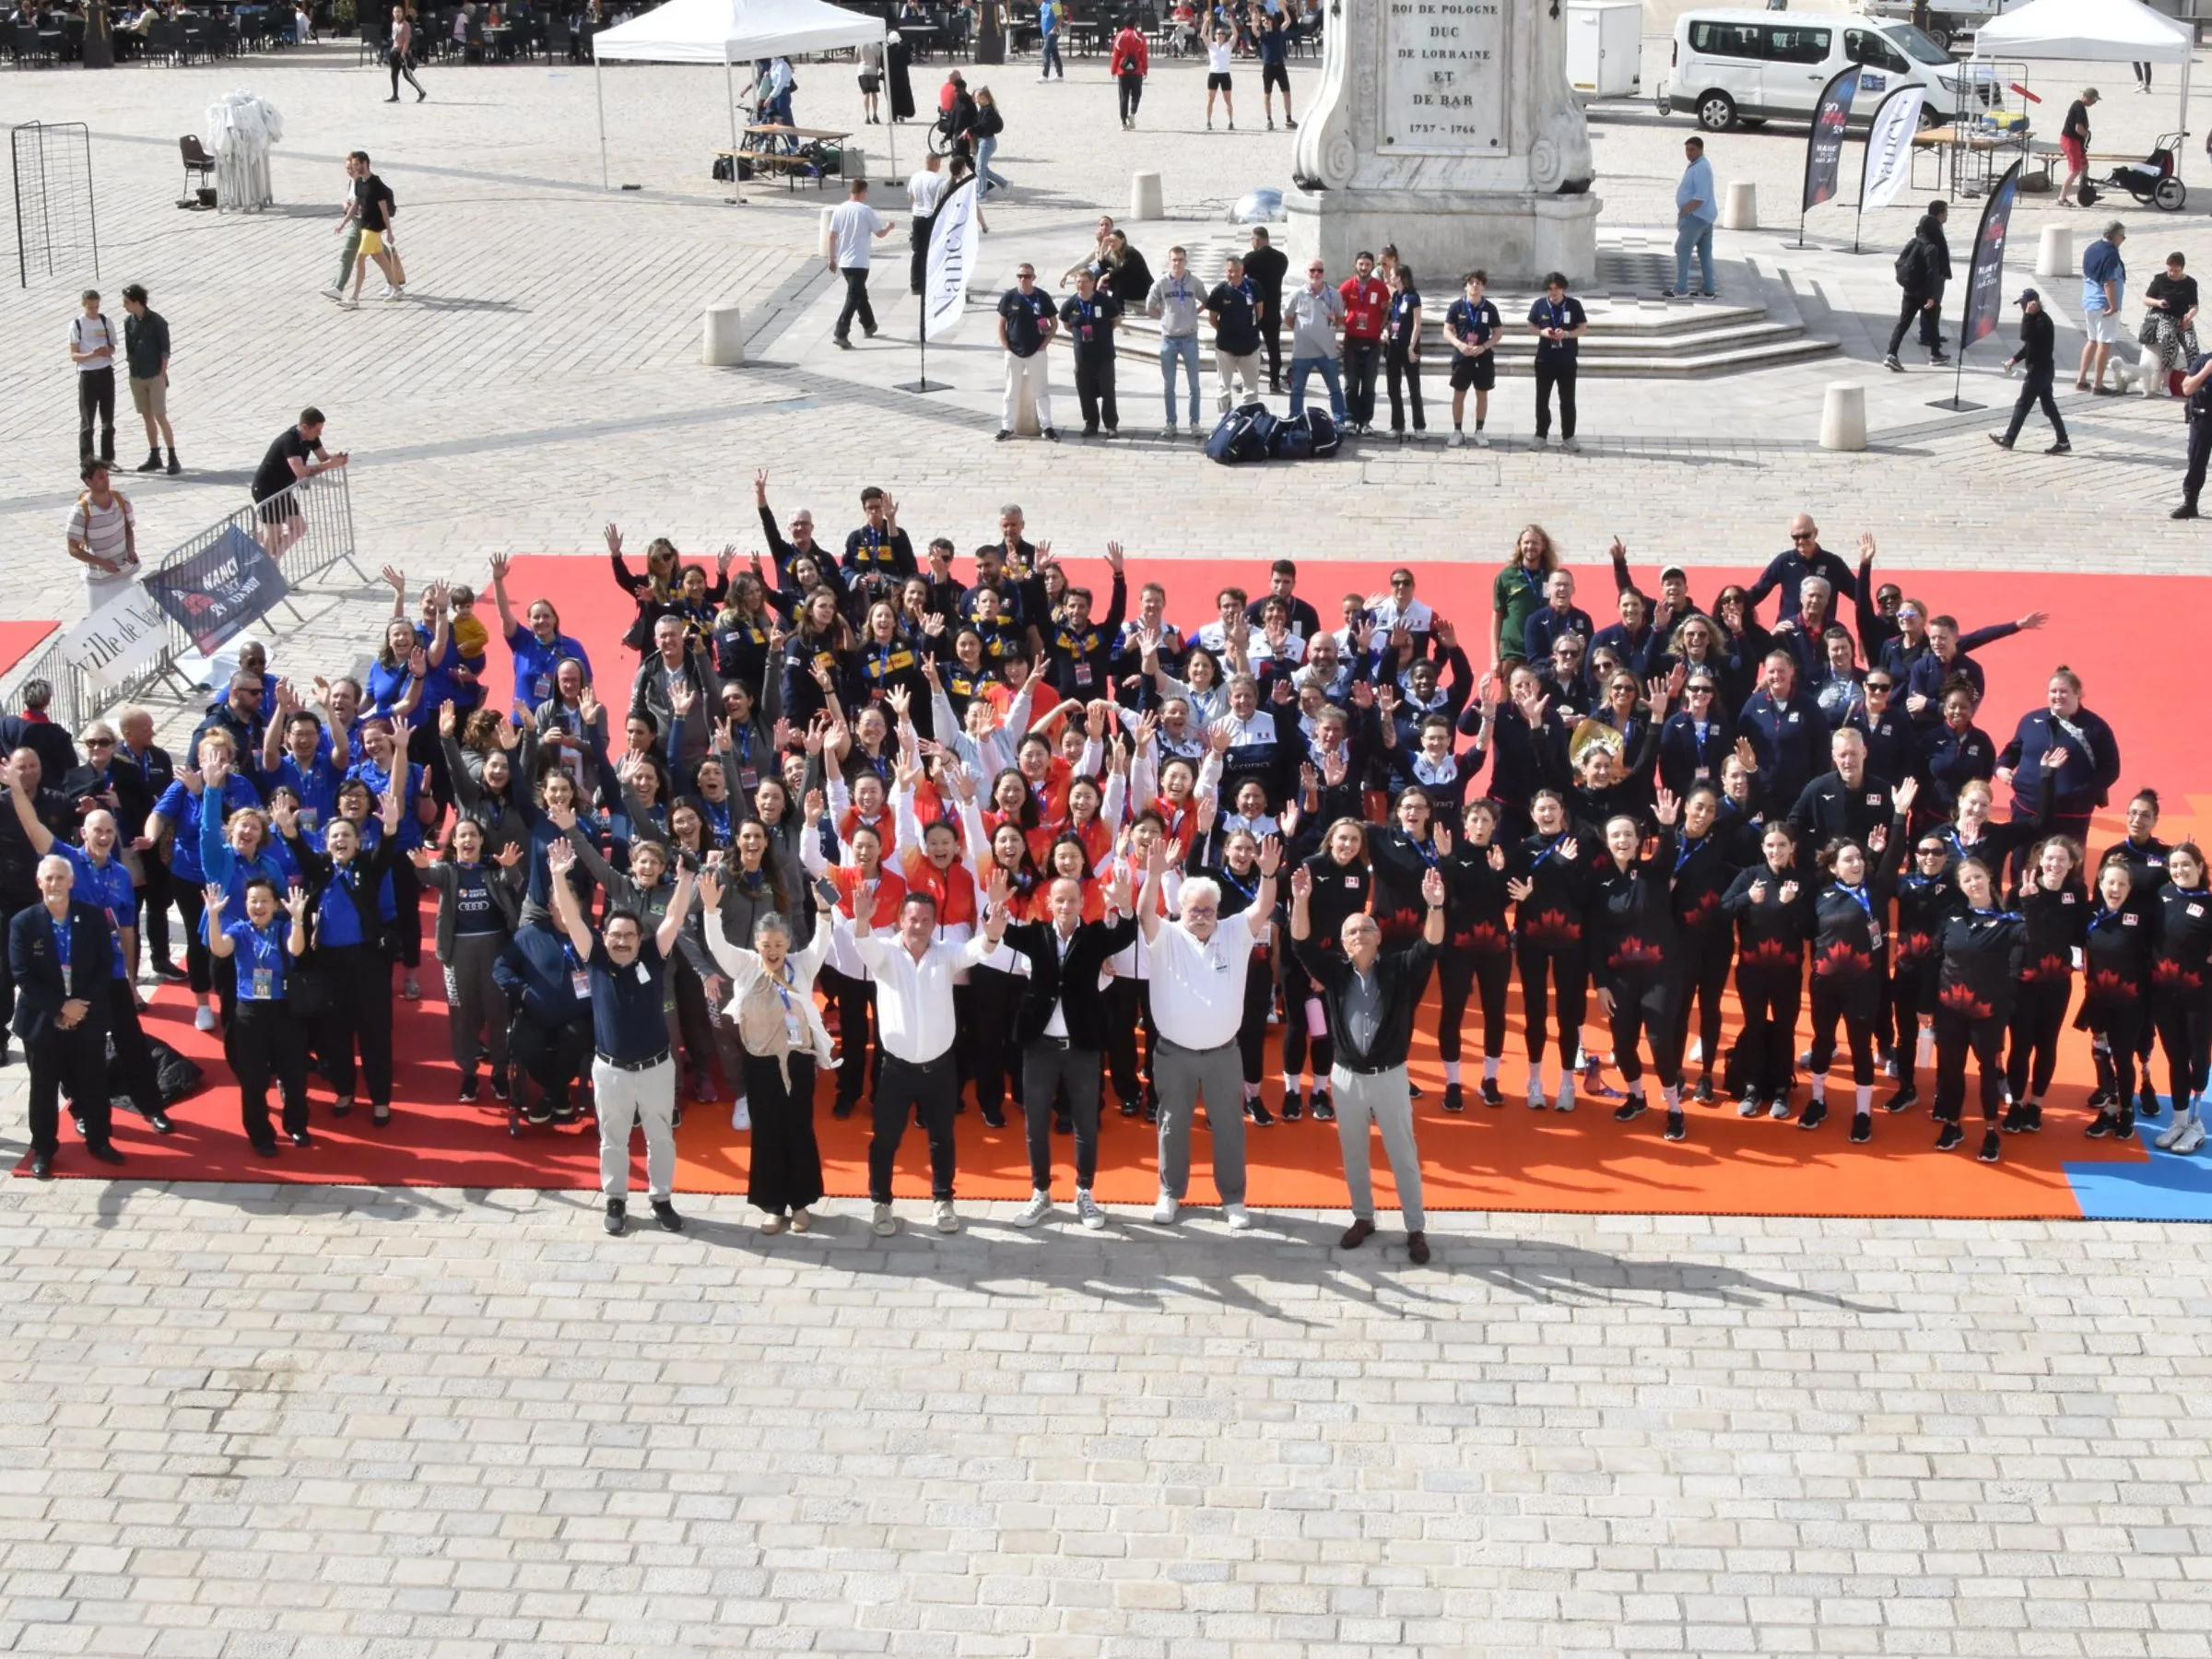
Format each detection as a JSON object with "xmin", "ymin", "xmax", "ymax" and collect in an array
[
  {"xmin": 593, "ymin": 0, "xmax": 882, "ymax": 65},
  {"xmin": 1972, "ymin": 0, "xmax": 2192, "ymax": 65}
]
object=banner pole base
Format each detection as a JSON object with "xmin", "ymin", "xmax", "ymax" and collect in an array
[
  {"xmin": 895, "ymin": 379, "xmax": 950, "ymax": 394},
  {"xmin": 1926, "ymin": 397, "xmax": 1984, "ymax": 411}
]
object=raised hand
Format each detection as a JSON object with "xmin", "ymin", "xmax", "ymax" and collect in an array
[
  {"xmin": 1434, "ymin": 822, "xmax": 1454, "ymax": 858},
  {"xmin": 1653, "ymin": 787, "xmax": 1680, "ymax": 827},
  {"xmin": 1734, "ymin": 735, "xmax": 1758, "ymax": 772},
  {"xmin": 1288, "ymin": 863, "xmax": 1313, "ymax": 902},
  {"xmin": 603, "ymin": 524, "xmax": 623, "ymax": 559},
  {"xmin": 696, "ymin": 869, "xmax": 724, "ymax": 911},
  {"xmin": 1779, "ymin": 880, "xmax": 1800, "ymax": 904},
  {"xmin": 547, "ymin": 839, "xmax": 576, "ymax": 876},
  {"xmin": 283, "ymin": 884, "xmax": 309, "ymax": 922},
  {"xmin": 1558, "ymin": 837, "xmax": 1579, "ymax": 864},
  {"xmin": 1893, "ymin": 775, "xmax": 1919, "ymax": 814},
  {"xmin": 1421, "ymin": 866, "xmax": 1446, "ymax": 909},
  {"xmin": 493, "ymin": 841, "xmax": 526, "ymax": 868},
  {"xmin": 439, "ymin": 701, "xmax": 458, "ymax": 737},
  {"xmin": 1257, "ymin": 834, "xmax": 1282, "ymax": 877},
  {"xmin": 202, "ymin": 882, "xmax": 227, "ymax": 918},
  {"xmin": 1487, "ymin": 844, "xmax": 1507, "ymax": 873}
]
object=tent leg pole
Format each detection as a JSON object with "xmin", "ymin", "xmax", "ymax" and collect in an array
[
  {"xmin": 726, "ymin": 54, "xmax": 745, "ymax": 204},
  {"xmin": 596, "ymin": 51, "xmax": 607, "ymax": 191}
]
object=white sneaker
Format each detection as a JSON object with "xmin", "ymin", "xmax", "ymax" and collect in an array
[
  {"xmin": 2156, "ymin": 1114, "xmax": 2194, "ymax": 1150},
  {"xmin": 1563, "ymin": 438, "xmax": 1583, "ymax": 453},
  {"xmin": 1737, "ymin": 1097, "xmax": 1761, "ymax": 1118},
  {"xmin": 1448, "ymin": 430, "xmax": 1464, "ymax": 448},
  {"xmin": 339, "ymin": 298, "xmax": 359, "ymax": 311},
  {"xmin": 1223, "ymin": 1202, "xmax": 1254, "ymax": 1230},
  {"xmin": 1151, "ymin": 1190, "xmax": 1179, "ymax": 1225},
  {"xmin": 1553, "ymin": 1081, "xmax": 1575, "ymax": 1112},
  {"xmin": 1474, "ymin": 431, "xmax": 1491, "ymax": 448},
  {"xmin": 871, "ymin": 1202, "xmax": 896, "ymax": 1236},
  {"xmin": 2175, "ymin": 1121, "xmax": 2207, "ymax": 1156},
  {"xmin": 729, "ymin": 1096, "xmax": 751, "ymax": 1131},
  {"xmin": 1013, "ymin": 1190, "xmax": 1053, "ymax": 1227},
  {"xmin": 1075, "ymin": 1189, "xmax": 1106, "ymax": 1230},
  {"xmin": 194, "ymin": 1004, "xmax": 217, "ymax": 1031},
  {"xmin": 319, "ymin": 283, "xmax": 345, "ymax": 301},
  {"xmin": 384, "ymin": 286, "xmax": 406, "ymax": 301},
  {"xmin": 1530, "ymin": 432, "xmax": 1547, "ymax": 448},
  {"xmin": 934, "ymin": 1199, "xmax": 961, "ymax": 1233}
]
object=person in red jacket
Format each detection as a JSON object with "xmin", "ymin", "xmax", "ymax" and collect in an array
[
  {"xmin": 1337, "ymin": 250, "xmax": 1389, "ymax": 437},
  {"xmin": 1111, "ymin": 18, "xmax": 1149, "ymax": 129}
]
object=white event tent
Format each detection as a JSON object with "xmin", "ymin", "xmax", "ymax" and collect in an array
[
  {"xmin": 1972, "ymin": 0, "xmax": 2194, "ymax": 142},
  {"xmin": 590, "ymin": 0, "xmax": 888, "ymax": 193}
]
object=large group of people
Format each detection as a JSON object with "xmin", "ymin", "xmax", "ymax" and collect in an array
[{"xmin": 7, "ymin": 486, "xmax": 2192, "ymax": 1253}]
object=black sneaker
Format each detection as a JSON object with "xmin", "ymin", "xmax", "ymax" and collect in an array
[
  {"xmin": 981, "ymin": 1103, "xmax": 1006, "ymax": 1129},
  {"xmin": 1117, "ymin": 1096, "xmax": 1139, "ymax": 1118},
  {"xmin": 2046, "ymin": 441, "xmax": 2072, "ymax": 454},
  {"xmin": 2085, "ymin": 1111, "xmax": 2117, "ymax": 1139},
  {"xmin": 1441, "ymin": 1083, "xmax": 1465, "ymax": 1113},
  {"xmin": 1407, "ymin": 1080, "xmax": 1423, "ymax": 1100},
  {"xmin": 1929, "ymin": 350, "xmax": 1951, "ymax": 365},
  {"xmin": 153, "ymin": 959, "xmax": 189, "ymax": 983},
  {"xmin": 1691, "ymin": 1077, "xmax": 1713, "ymax": 1104},
  {"xmin": 1281, "ymin": 1088, "xmax": 1302, "ymax": 1122},
  {"xmin": 996, "ymin": 429, "xmax": 1014, "ymax": 441},
  {"xmin": 491, "ymin": 1073, "xmax": 510, "ymax": 1101},
  {"xmin": 1989, "ymin": 434, "xmax": 2013, "ymax": 450},
  {"xmin": 1663, "ymin": 1109, "xmax": 1686, "ymax": 1142},
  {"xmin": 1612, "ymin": 1095, "xmax": 1646, "ymax": 1123},
  {"xmin": 1849, "ymin": 1112, "xmax": 1872, "ymax": 1144},
  {"xmin": 1311, "ymin": 1092, "xmax": 1335, "ymax": 1124},
  {"xmin": 135, "ymin": 451, "xmax": 163, "ymax": 473},
  {"xmin": 2000, "ymin": 1100, "xmax": 2027, "ymax": 1134},
  {"xmin": 652, "ymin": 1199, "xmax": 685, "ymax": 1231},
  {"xmin": 459, "ymin": 1072, "xmax": 479, "ymax": 1103},
  {"xmin": 1935, "ymin": 1120, "xmax": 1964, "ymax": 1151},
  {"xmin": 1479, "ymin": 1078, "xmax": 1503, "ymax": 1107},
  {"xmin": 832, "ymin": 1099, "xmax": 856, "ymax": 1119},
  {"xmin": 604, "ymin": 1200, "xmax": 627, "ymax": 1235},
  {"xmin": 1042, "ymin": 428, "xmax": 1060, "ymax": 442},
  {"xmin": 1978, "ymin": 1129, "xmax": 2002, "ymax": 1163},
  {"xmin": 2024, "ymin": 1102, "xmax": 2043, "ymax": 1133},
  {"xmin": 2173, "ymin": 503, "xmax": 2200, "ymax": 520},
  {"xmin": 1246, "ymin": 1097, "xmax": 1275, "ymax": 1126},
  {"xmin": 1798, "ymin": 1100, "xmax": 1828, "ymax": 1132},
  {"xmin": 1883, "ymin": 1085, "xmax": 1919, "ymax": 1113},
  {"xmin": 2141, "ymin": 1082, "xmax": 2165, "ymax": 1119}
]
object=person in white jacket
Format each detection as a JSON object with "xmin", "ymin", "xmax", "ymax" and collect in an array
[{"xmin": 699, "ymin": 868, "xmax": 837, "ymax": 1234}]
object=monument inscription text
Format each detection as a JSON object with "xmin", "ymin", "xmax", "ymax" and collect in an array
[{"xmin": 1382, "ymin": 0, "xmax": 1505, "ymax": 153}]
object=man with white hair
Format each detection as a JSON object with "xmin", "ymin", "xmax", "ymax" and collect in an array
[
  {"xmin": 10, "ymin": 852, "xmax": 121, "ymax": 1178},
  {"xmin": 1137, "ymin": 830, "xmax": 1280, "ymax": 1228},
  {"xmin": 1289, "ymin": 857, "xmax": 1444, "ymax": 1264}
]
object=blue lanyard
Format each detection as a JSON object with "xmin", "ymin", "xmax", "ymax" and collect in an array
[
  {"xmin": 1220, "ymin": 865, "xmax": 1257, "ymax": 904},
  {"xmin": 1530, "ymin": 834, "xmax": 1566, "ymax": 869},
  {"xmin": 1408, "ymin": 835, "xmax": 1438, "ymax": 869},
  {"xmin": 1836, "ymin": 882, "xmax": 1874, "ymax": 925},
  {"xmin": 51, "ymin": 913, "xmax": 70, "ymax": 973},
  {"xmin": 2089, "ymin": 906, "xmax": 2129, "ymax": 935},
  {"xmin": 1674, "ymin": 836, "xmax": 1700, "ymax": 876}
]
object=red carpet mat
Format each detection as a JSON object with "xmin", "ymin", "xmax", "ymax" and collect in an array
[{"xmin": 17, "ymin": 556, "xmax": 2210, "ymax": 1218}]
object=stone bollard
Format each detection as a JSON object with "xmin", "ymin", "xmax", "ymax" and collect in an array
[
  {"xmin": 2037, "ymin": 224, "xmax": 2074, "ymax": 278},
  {"xmin": 1819, "ymin": 382, "xmax": 1866, "ymax": 452},
  {"xmin": 818, "ymin": 206, "xmax": 837, "ymax": 259},
  {"xmin": 1131, "ymin": 170, "xmax": 1164, "ymax": 220},
  {"xmin": 1720, "ymin": 180, "xmax": 1758, "ymax": 231},
  {"xmin": 702, "ymin": 304, "xmax": 746, "ymax": 366}
]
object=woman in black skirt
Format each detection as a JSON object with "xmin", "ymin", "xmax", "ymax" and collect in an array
[{"xmin": 699, "ymin": 868, "xmax": 834, "ymax": 1232}]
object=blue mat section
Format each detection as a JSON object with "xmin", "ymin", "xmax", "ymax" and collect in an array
[{"xmin": 2066, "ymin": 1110, "xmax": 2212, "ymax": 1222}]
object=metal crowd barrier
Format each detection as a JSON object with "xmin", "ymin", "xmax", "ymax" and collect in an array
[{"xmin": 13, "ymin": 466, "xmax": 362, "ymax": 734}]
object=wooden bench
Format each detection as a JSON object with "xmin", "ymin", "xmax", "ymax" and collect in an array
[{"xmin": 721, "ymin": 124, "xmax": 853, "ymax": 193}]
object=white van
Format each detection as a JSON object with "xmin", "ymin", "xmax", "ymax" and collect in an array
[{"xmin": 1661, "ymin": 9, "xmax": 1989, "ymax": 134}]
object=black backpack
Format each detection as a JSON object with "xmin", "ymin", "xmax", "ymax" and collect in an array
[{"xmin": 1893, "ymin": 241, "xmax": 1920, "ymax": 289}]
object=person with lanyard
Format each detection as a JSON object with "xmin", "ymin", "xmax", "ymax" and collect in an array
[
  {"xmin": 1722, "ymin": 821, "xmax": 1810, "ymax": 1120},
  {"xmin": 489, "ymin": 553, "xmax": 593, "ymax": 715},
  {"xmin": 1930, "ymin": 856, "xmax": 2029, "ymax": 1163},
  {"xmin": 1335, "ymin": 250, "xmax": 1386, "ymax": 437},
  {"xmin": 982, "ymin": 861, "xmax": 1141, "ymax": 1230},
  {"xmin": 1288, "ymin": 853, "xmax": 1441, "ymax": 1264},
  {"xmin": 2080, "ymin": 853, "xmax": 2154, "ymax": 1143},
  {"xmin": 2002, "ymin": 832, "xmax": 2088, "ymax": 1136},
  {"xmin": 11, "ymin": 853, "xmax": 123, "ymax": 1178},
  {"xmin": 146, "ymin": 729, "xmax": 262, "ymax": 1033},
  {"xmin": 349, "ymin": 715, "xmax": 430, "ymax": 1002},
  {"xmin": 1137, "ymin": 827, "xmax": 1273, "ymax": 1229},
  {"xmin": 194, "ymin": 745, "xmax": 290, "ymax": 1019},
  {"xmin": 117, "ymin": 707, "xmax": 179, "ymax": 982},
  {"xmin": 411, "ymin": 817, "xmax": 526, "ymax": 1103},
  {"xmin": 697, "ymin": 866, "xmax": 835, "ymax": 1233},
  {"xmin": 1586, "ymin": 793, "xmax": 1688, "ymax": 1140},
  {"xmin": 996, "ymin": 263, "xmax": 1061, "ymax": 443},
  {"xmin": 1886, "ymin": 826, "xmax": 1960, "ymax": 1113},
  {"xmin": 493, "ymin": 906, "xmax": 595, "ymax": 1128},
  {"xmin": 4, "ymin": 768, "xmax": 169, "ymax": 1139},
  {"xmin": 2147, "ymin": 841, "xmax": 2212, "ymax": 1155},
  {"xmin": 278, "ymin": 774, "xmax": 404, "ymax": 1129},
  {"xmin": 842, "ymin": 487, "xmax": 914, "ymax": 581},
  {"xmin": 1189, "ymin": 815, "xmax": 1281, "ymax": 1123},
  {"xmin": 1380, "ymin": 260, "xmax": 1426, "ymax": 442},
  {"xmin": 1505, "ymin": 790, "xmax": 1596, "ymax": 1113},
  {"xmin": 1204, "ymin": 254, "xmax": 1265, "ymax": 417},
  {"xmin": 1059, "ymin": 269, "xmax": 1124, "ymax": 439},
  {"xmin": 1660, "ymin": 785, "xmax": 1739, "ymax": 1106},
  {"xmin": 1486, "ymin": 525, "xmax": 1556, "ymax": 667},
  {"xmin": 2100, "ymin": 786, "xmax": 2171, "ymax": 1124},
  {"xmin": 1994, "ymin": 666, "xmax": 2122, "ymax": 858},
  {"xmin": 547, "ymin": 837, "xmax": 698, "ymax": 1236},
  {"xmin": 1526, "ymin": 271, "xmax": 1588, "ymax": 452},
  {"xmin": 1804, "ymin": 783, "xmax": 1915, "ymax": 1142},
  {"xmin": 1424, "ymin": 798, "xmax": 1511, "ymax": 1111},
  {"xmin": 1656, "ymin": 669, "xmax": 1732, "ymax": 802},
  {"xmin": 204, "ymin": 875, "xmax": 312, "ymax": 1158},
  {"xmin": 259, "ymin": 694, "xmax": 347, "ymax": 836},
  {"xmin": 848, "ymin": 869, "xmax": 999, "ymax": 1238}
]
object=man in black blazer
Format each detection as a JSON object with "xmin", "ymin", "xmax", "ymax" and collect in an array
[
  {"xmin": 10, "ymin": 854, "xmax": 121, "ymax": 1177},
  {"xmin": 981, "ymin": 868, "xmax": 1136, "ymax": 1230}
]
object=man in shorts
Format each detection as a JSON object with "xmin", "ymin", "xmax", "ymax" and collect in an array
[
  {"xmin": 1257, "ymin": 10, "xmax": 1295, "ymax": 131},
  {"xmin": 2078, "ymin": 219, "xmax": 2127, "ymax": 394},
  {"xmin": 2059, "ymin": 88, "xmax": 2097, "ymax": 207},
  {"xmin": 251, "ymin": 407, "xmax": 348, "ymax": 560},
  {"xmin": 1443, "ymin": 269, "xmax": 1501, "ymax": 447},
  {"xmin": 119, "ymin": 284, "xmax": 178, "ymax": 477}
]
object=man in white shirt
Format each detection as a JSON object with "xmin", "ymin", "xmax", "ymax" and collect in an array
[
  {"xmin": 1138, "ymin": 830, "xmax": 1280, "ymax": 1227},
  {"xmin": 65, "ymin": 460, "xmax": 139, "ymax": 602},
  {"xmin": 69, "ymin": 288, "xmax": 119, "ymax": 469},
  {"xmin": 905, "ymin": 152, "xmax": 945, "ymax": 297},
  {"xmin": 850, "ymin": 883, "xmax": 996, "ymax": 1236},
  {"xmin": 828, "ymin": 177, "xmax": 894, "ymax": 349}
]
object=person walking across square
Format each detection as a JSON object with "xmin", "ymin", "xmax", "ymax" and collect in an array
[
  {"xmin": 1992, "ymin": 288, "xmax": 2070, "ymax": 455},
  {"xmin": 829, "ymin": 177, "xmax": 894, "ymax": 348},
  {"xmin": 1110, "ymin": 13, "xmax": 1148, "ymax": 127},
  {"xmin": 2172, "ymin": 348, "xmax": 2212, "ymax": 518}
]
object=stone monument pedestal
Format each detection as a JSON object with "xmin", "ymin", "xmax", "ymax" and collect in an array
[{"xmin": 1287, "ymin": 0, "xmax": 1601, "ymax": 288}]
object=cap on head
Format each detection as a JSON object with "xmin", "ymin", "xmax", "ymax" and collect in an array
[{"xmin": 2016, "ymin": 287, "xmax": 2040, "ymax": 306}]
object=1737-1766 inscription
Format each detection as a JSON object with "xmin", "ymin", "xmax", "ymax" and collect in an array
[{"xmin": 1383, "ymin": 0, "xmax": 1504, "ymax": 153}]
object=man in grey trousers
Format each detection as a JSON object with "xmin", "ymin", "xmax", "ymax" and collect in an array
[
  {"xmin": 1289, "ymin": 858, "xmax": 1442, "ymax": 1265},
  {"xmin": 1138, "ymin": 829, "xmax": 1280, "ymax": 1228}
]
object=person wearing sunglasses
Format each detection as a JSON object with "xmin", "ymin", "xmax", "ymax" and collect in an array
[
  {"xmin": 1845, "ymin": 672, "xmax": 1916, "ymax": 799},
  {"xmin": 1805, "ymin": 782, "xmax": 1916, "ymax": 1141},
  {"xmin": 1887, "ymin": 830, "xmax": 1963, "ymax": 1112},
  {"xmin": 1931, "ymin": 855, "xmax": 2030, "ymax": 1163},
  {"xmin": 1744, "ymin": 512, "xmax": 1857, "ymax": 628}
]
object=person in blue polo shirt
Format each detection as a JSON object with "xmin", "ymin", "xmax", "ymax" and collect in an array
[{"xmin": 489, "ymin": 552, "xmax": 592, "ymax": 714}]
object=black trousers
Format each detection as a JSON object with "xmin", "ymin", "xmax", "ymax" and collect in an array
[
  {"xmin": 1118, "ymin": 70, "xmax": 1144, "ymax": 121},
  {"xmin": 1436, "ymin": 947, "xmax": 1510, "ymax": 1063},
  {"xmin": 1516, "ymin": 942, "xmax": 1587, "ymax": 1067},
  {"xmin": 1384, "ymin": 344, "xmax": 1425, "ymax": 432},
  {"xmin": 137, "ymin": 864, "xmax": 172, "ymax": 972},
  {"xmin": 1891, "ymin": 955, "xmax": 1938, "ymax": 1089},
  {"xmin": 2006, "ymin": 974, "xmax": 2073, "ymax": 1100},
  {"xmin": 1073, "ymin": 348, "xmax": 1118, "ymax": 432},
  {"xmin": 389, "ymin": 856, "xmax": 423, "ymax": 970},
  {"xmin": 1341, "ymin": 337, "xmax": 1382, "ymax": 427},
  {"xmin": 1669, "ymin": 928, "xmax": 1734, "ymax": 1080},
  {"xmin": 2002, "ymin": 366, "xmax": 2069, "ymax": 446},
  {"xmin": 0, "ymin": 882, "xmax": 30, "ymax": 1028},
  {"xmin": 389, "ymin": 50, "xmax": 424, "ymax": 95},
  {"xmin": 835, "ymin": 266, "xmax": 877, "ymax": 340},
  {"xmin": 965, "ymin": 962, "xmax": 1024, "ymax": 1110},
  {"xmin": 172, "ymin": 878, "xmax": 214, "ymax": 994},
  {"xmin": 1806, "ymin": 973, "xmax": 1879, "ymax": 1087},
  {"xmin": 1735, "ymin": 961, "xmax": 1803, "ymax": 1096},
  {"xmin": 1022, "ymin": 1039, "xmax": 1102, "ymax": 1190},
  {"xmin": 318, "ymin": 943, "xmax": 395, "ymax": 1105},
  {"xmin": 869, "ymin": 1049, "xmax": 959, "ymax": 1203},
  {"xmin": 1278, "ymin": 949, "xmax": 1335, "ymax": 1081},
  {"xmin": 99, "ymin": 978, "xmax": 165, "ymax": 1120},
  {"xmin": 1101, "ymin": 975, "xmax": 1153, "ymax": 1109},
  {"xmin": 25, "ymin": 1023, "xmax": 111, "ymax": 1157},
  {"xmin": 514, "ymin": 1008, "xmax": 592, "ymax": 1108},
  {"xmin": 2086, "ymin": 998, "xmax": 2145, "ymax": 1106},
  {"xmin": 1236, "ymin": 947, "xmax": 1274, "ymax": 1086},
  {"xmin": 1886, "ymin": 291, "xmax": 1939, "ymax": 357},
  {"xmin": 821, "ymin": 965, "xmax": 879, "ymax": 1109},
  {"xmin": 229, "ymin": 997, "xmax": 310, "ymax": 1141},
  {"xmin": 1606, "ymin": 972, "xmax": 1683, "ymax": 1088},
  {"xmin": 743, "ymin": 1051, "xmax": 823, "ymax": 1214},
  {"xmin": 1258, "ymin": 311, "xmax": 1283, "ymax": 386},
  {"xmin": 1934, "ymin": 1007, "xmax": 2006, "ymax": 1122},
  {"xmin": 2153, "ymin": 985, "xmax": 2212, "ymax": 1106},
  {"xmin": 2185, "ymin": 411, "xmax": 2212, "ymax": 509},
  {"xmin": 77, "ymin": 367, "xmax": 116, "ymax": 465},
  {"xmin": 1534, "ymin": 360, "xmax": 1576, "ymax": 439}
]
